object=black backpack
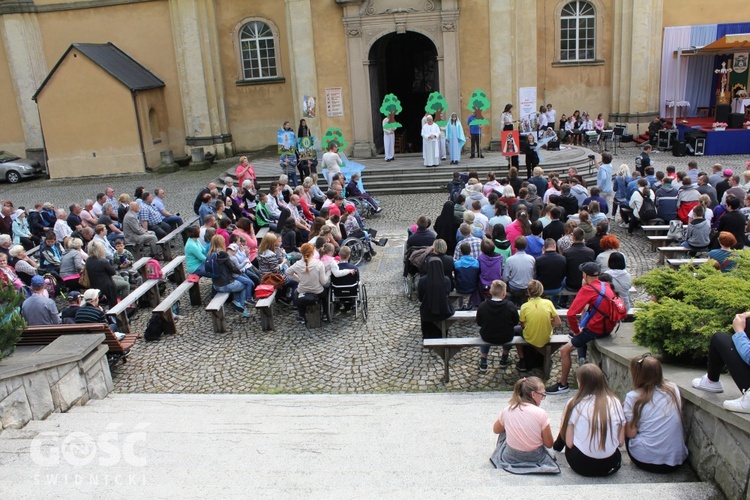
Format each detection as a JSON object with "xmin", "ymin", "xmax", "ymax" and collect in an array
[
  {"xmin": 203, "ymin": 253, "xmax": 221, "ymax": 279},
  {"xmin": 638, "ymin": 191, "xmax": 657, "ymax": 221},
  {"xmin": 449, "ymin": 181, "xmax": 465, "ymax": 202},
  {"xmin": 143, "ymin": 313, "xmax": 165, "ymax": 342}
]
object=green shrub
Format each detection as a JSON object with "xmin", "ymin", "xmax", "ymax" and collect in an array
[
  {"xmin": 633, "ymin": 253, "xmax": 750, "ymax": 360},
  {"xmin": 0, "ymin": 283, "xmax": 25, "ymax": 360}
]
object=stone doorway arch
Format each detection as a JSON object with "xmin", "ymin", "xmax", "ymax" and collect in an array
[
  {"xmin": 339, "ymin": 0, "xmax": 460, "ymax": 158},
  {"xmin": 369, "ymin": 31, "xmax": 439, "ymax": 155}
]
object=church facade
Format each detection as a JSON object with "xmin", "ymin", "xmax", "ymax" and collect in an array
[{"xmin": 0, "ymin": 0, "xmax": 746, "ymax": 178}]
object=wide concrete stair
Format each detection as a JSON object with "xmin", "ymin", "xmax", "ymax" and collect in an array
[
  {"xmin": 0, "ymin": 393, "xmax": 720, "ymax": 498},
  {"xmin": 215, "ymin": 146, "xmax": 601, "ymax": 196}
]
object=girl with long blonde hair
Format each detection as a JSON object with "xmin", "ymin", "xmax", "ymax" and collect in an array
[{"xmin": 556, "ymin": 364, "xmax": 625, "ymax": 477}]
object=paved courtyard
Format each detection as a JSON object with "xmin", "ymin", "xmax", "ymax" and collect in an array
[{"xmin": 2, "ymin": 141, "xmax": 748, "ymax": 393}]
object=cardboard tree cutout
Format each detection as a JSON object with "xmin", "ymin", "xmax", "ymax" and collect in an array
[
  {"xmin": 425, "ymin": 91, "xmax": 448, "ymax": 126},
  {"xmin": 467, "ymin": 89, "xmax": 490, "ymax": 126},
  {"xmin": 379, "ymin": 93, "xmax": 403, "ymax": 129},
  {"xmin": 322, "ymin": 127, "xmax": 348, "ymax": 151}
]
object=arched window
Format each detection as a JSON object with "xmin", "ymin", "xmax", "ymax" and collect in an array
[
  {"xmin": 560, "ymin": 1, "xmax": 596, "ymax": 62},
  {"xmin": 239, "ymin": 20, "xmax": 278, "ymax": 80}
]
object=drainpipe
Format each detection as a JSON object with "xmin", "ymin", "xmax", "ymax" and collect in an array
[
  {"xmin": 132, "ymin": 91, "xmax": 148, "ymax": 170},
  {"xmin": 674, "ymin": 48, "xmax": 682, "ymax": 129}
]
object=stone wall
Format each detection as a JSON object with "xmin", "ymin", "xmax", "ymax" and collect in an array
[
  {"xmin": 592, "ymin": 335, "xmax": 750, "ymax": 499},
  {"xmin": 0, "ymin": 334, "xmax": 113, "ymax": 431}
]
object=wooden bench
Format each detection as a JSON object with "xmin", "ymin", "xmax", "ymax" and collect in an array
[
  {"xmin": 157, "ymin": 215, "xmax": 199, "ymax": 260},
  {"xmin": 255, "ymin": 290, "xmax": 277, "ymax": 331},
  {"xmin": 106, "ymin": 256, "xmax": 187, "ymax": 333},
  {"xmin": 17, "ymin": 323, "xmax": 137, "ymax": 366},
  {"xmin": 206, "ymin": 292, "xmax": 231, "ymax": 333},
  {"xmin": 256, "ymin": 227, "xmax": 270, "ymax": 239},
  {"xmin": 656, "ymin": 246, "xmax": 707, "ymax": 264},
  {"xmin": 448, "ymin": 291, "xmax": 471, "ymax": 309},
  {"xmin": 666, "ymin": 258, "xmax": 709, "ymax": 269},
  {"xmin": 647, "ymin": 235, "xmax": 672, "ymax": 252},
  {"xmin": 152, "ymin": 280, "xmax": 194, "ymax": 335},
  {"xmin": 641, "ymin": 225, "xmax": 669, "ymax": 236},
  {"xmin": 424, "ymin": 334, "xmax": 571, "ymax": 382}
]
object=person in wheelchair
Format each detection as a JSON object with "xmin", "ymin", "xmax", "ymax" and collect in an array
[
  {"xmin": 346, "ymin": 172, "xmax": 382, "ymax": 214},
  {"xmin": 330, "ymin": 245, "xmax": 359, "ymax": 313}
]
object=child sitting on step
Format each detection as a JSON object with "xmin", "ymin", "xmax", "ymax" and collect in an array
[
  {"xmin": 490, "ymin": 376, "xmax": 559, "ymax": 474},
  {"xmin": 553, "ymin": 364, "xmax": 625, "ymax": 477},
  {"xmin": 624, "ymin": 354, "xmax": 688, "ymax": 473}
]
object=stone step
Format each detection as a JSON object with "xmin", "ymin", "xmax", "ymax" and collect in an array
[
  {"xmin": 214, "ymin": 146, "xmax": 600, "ymax": 195},
  {"xmin": 0, "ymin": 393, "xmax": 717, "ymax": 497}
]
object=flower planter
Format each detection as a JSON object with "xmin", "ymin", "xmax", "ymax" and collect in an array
[{"xmin": 714, "ymin": 127, "xmax": 726, "ymax": 131}]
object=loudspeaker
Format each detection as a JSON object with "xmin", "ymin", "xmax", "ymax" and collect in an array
[
  {"xmin": 672, "ymin": 139, "xmax": 686, "ymax": 157},
  {"xmin": 716, "ymin": 104, "xmax": 731, "ymax": 124},
  {"xmin": 686, "ymin": 136, "xmax": 705, "ymax": 156},
  {"xmin": 729, "ymin": 113, "xmax": 745, "ymax": 129}
]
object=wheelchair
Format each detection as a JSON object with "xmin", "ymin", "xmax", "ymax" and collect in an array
[
  {"xmin": 403, "ymin": 245, "xmax": 428, "ymax": 300},
  {"xmin": 327, "ymin": 278, "xmax": 368, "ymax": 321},
  {"xmin": 346, "ymin": 196, "xmax": 376, "ymax": 219},
  {"xmin": 340, "ymin": 227, "xmax": 386, "ymax": 266}
]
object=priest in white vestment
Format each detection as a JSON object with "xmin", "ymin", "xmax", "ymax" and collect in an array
[{"xmin": 421, "ymin": 115, "xmax": 440, "ymax": 167}]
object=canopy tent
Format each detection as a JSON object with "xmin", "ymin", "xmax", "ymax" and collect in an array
[
  {"xmin": 668, "ymin": 32, "xmax": 750, "ymax": 127},
  {"xmin": 698, "ymin": 33, "xmax": 750, "ymax": 53}
]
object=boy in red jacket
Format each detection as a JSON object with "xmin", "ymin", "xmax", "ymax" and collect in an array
[{"xmin": 546, "ymin": 262, "xmax": 618, "ymax": 394}]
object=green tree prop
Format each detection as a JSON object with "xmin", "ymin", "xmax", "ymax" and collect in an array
[
  {"xmin": 633, "ymin": 251, "xmax": 750, "ymax": 361},
  {"xmin": 467, "ymin": 89, "xmax": 491, "ymax": 125},
  {"xmin": 379, "ymin": 94, "xmax": 403, "ymax": 129},
  {"xmin": 425, "ymin": 91, "xmax": 448, "ymax": 126},
  {"xmin": 0, "ymin": 283, "xmax": 25, "ymax": 360},
  {"xmin": 322, "ymin": 127, "xmax": 348, "ymax": 151}
]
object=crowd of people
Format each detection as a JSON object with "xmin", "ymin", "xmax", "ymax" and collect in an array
[
  {"xmin": 186, "ymin": 155, "xmax": 384, "ymax": 323},
  {"xmin": 2, "ymin": 150, "xmax": 383, "ymax": 329},
  {"xmin": 408, "ymin": 154, "xmax": 750, "ymax": 389}
]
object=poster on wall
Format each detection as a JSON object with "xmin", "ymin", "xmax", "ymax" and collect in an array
[
  {"xmin": 303, "ymin": 95, "xmax": 316, "ymax": 118},
  {"xmin": 518, "ymin": 87, "xmax": 537, "ymax": 122},
  {"xmin": 325, "ymin": 87, "xmax": 344, "ymax": 117},
  {"xmin": 277, "ymin": 130, "xmax": 296, "ymax": 155},
  {"xmin": 501, "ymin": 130, "xmax": 520, "ymax": 157}
]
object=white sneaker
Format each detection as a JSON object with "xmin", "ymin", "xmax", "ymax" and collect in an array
[
  {"xmin": 692, "ymin": 374, "xmax": 724, "ymax": 393},
  {"xmin": 723, "ymin": 390, "xmax": 750, "ymax": 413}
]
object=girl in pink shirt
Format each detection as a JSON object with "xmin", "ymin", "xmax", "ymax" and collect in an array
[{"xmin": 490, "ymin": 377, "xmax": 559, "ymax": 473}]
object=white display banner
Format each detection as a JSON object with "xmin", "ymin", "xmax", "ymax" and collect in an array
[{"xmin": 518, "ymin": 87, "xmax": 537, "ymax": 121}]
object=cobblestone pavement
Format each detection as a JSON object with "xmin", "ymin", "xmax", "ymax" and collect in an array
[{"xmin": 3, "ymin": 142, "xmax": 748, "ymax": 394}]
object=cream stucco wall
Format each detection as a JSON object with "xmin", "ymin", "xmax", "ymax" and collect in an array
[
  {"xmin": 536, "ymin": 0, "xmax": 614, "ymax": 124},
  {"xmin": 310, "ymin": 0, "xmax": 352, "ymax": 148},
  {"xmin": 457, "ymin": 0, "xmax": 493, "ymax": 146},
  {"xmin": 0, "ymin": 32, "xmax": 26, "ymax": 155},
  {"xmin": 215, "ymin": 0, "xmax": 293, "ymax": 152},
  {"xmin": 662, "ymin": 0, "xmax": 750, "ymax": 27},
  {"xmin": 135, "ymin": 87, "xmax": 171, "ymax": 169},
  {"xmin": 37, "ymin": 49, "xmax": 143, "ymax": 179},
  {"xmin": 35, "ymin": 1, "xmax": 185, "ymax": 154}
]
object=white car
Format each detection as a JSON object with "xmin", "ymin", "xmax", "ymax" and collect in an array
[{"xmin": 0, "ymin": 151, "xmax": 44, "ymax": 183}]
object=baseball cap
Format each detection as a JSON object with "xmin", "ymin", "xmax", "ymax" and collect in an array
[
  {"xmin": 31, "ymin": 275, "xmax": 45, "ymax": 289},
  {"xmin": 579, "ymin": 262, "xmax": 600, "ymax": 276},
  {"xmin": 67, "ymin": 290, "xmax": 81, "ymax": 302},
  {"xmin": 724, "ymin": 169, "xmax": 734, "ymax": 176},
  {"xmin": 345, "ymin": 205, "xmax": 355, "ymax": 214},
  {"xmin": 228, "ymin": 243, "xmax": 239, "ymax": 252},
  {"xmin": 83, "ymin": 289, "xmax": 100, "ymax": 303}
]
